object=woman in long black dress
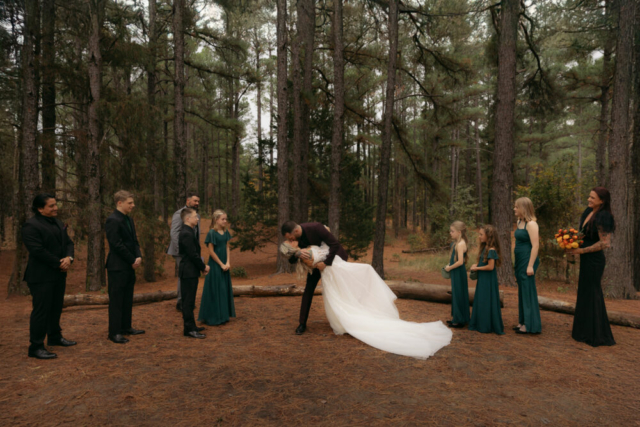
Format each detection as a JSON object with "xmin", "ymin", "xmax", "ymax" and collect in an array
[{"xmin": 566, "ymin": 187, "xmax": 616, "ymax": 347}]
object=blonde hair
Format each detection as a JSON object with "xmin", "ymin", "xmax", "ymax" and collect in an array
[
  {"xmin": 211, "ymin": 209, "xmax": 228, "ymax": 231},
  {"xmin": 279, "ymin": 242, "xmax": 313, "ymax": 280},
  {"xmin": 515, "ymin": 197, "xmax": 537, "ymax": 222},
  {"xmin": 451, "ymin": 220, "xmax": 469, "ymax": 263},
  {"xmin": 114, "ymin": 190, "xmax": 134, "ymax": 204}
]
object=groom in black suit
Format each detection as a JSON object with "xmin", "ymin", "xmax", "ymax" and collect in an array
[
  {"xmin": 105, "ymin": 190, "xmax": 145, "ymax": 344},
  {"xmin": 178, "ymin": 208, "xmax": 209, "ymax": 338},
  {"xmin": 281, "ymin": 220, "xmax": 348, "ymax": 335},
  {"xmin": 23, "ymin": 194, "xmax": 76, "ymax": 359}
]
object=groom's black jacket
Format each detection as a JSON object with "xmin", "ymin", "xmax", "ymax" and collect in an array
[{"xmin": 290, "ymin": 222, "xmax": 348, "ymax": 266}]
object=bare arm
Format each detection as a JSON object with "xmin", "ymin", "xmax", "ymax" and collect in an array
[
  {"xmin": 572, "ymin": 231, "xmax": 611, "ymax": 254},
  {"xmin": 446, "ymin": 241, "xmax": 466, "ymax": 271},
  {"xmin": 527, "ymin": 222, "xmax": 539, "ymax": 274},
  {"xmin": 208, "ymin": 243, "xmax": 225, "ymax": 268},
  {"xmin": 472, "ymin": 258, "xmax": 495, "ymax": 272},
  {"xmin": 225, "ymin": 242, "xmax": 231, "ymax": 269}
]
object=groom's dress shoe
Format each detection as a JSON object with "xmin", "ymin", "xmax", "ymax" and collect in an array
[
  {"xmin": 122, "ymin": 328, "xmax": 145, "ymax": 336},
  {"xmin": 108, "ymin": 334, "xmax": 129, "ymax": 344},
  {"xmin": 295, "ymin": 324, "xmax": 306, "ymax": 335},
  {"xmin": 28, "ymin": 349, "xmax": 57, "ymax": 359},
  {"xmin": 184, "ymin": 331, "xmax": 206, "ymax": 339},
  {"xmin": 48, "ymin": 337, "xmax": 77, "ymax": 347}
]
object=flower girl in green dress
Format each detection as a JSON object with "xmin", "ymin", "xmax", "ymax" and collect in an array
[
  {"xmin": 198, "ymin": 210, "xmax": 236, "ymax": 326},
  {"xmin": 469, "ymin": 224, "xmax": 504, "ymax": 335},
  {"xmin": 444, "ymin": 221, "xmax": 470, "ymax": 328}
]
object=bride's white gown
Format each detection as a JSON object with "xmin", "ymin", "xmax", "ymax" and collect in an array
[{"xmin": 310, "ymin": 244, "xmax": 452, "ymax": 359}]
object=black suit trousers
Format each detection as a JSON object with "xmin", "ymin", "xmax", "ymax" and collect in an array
[
  {"xmin": 299, "ymin": 268, "xmax": 322, "ymax": 325},
  {"xmin": 107, "ymin": 269, "xmax": 136, "ymax": 336},
  {"xmin": 181, "ymin": 277, "xmax": 199, "ymax": 333},
  {"xmin": 28, "ymin": 279, "xmax": 66, "ymax": 352}
]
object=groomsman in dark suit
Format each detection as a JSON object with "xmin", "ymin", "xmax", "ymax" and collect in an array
[
  {"xmin": 105, "ymin": 190, "xmax": 145, "ymax": 344},
  {"xmin": 281, "ymin": 220, "xmax": 348, "ymax": 335},
  {"xmin": 178, "ymin": 208, "xmax": 209, "ymax": 338},
  {"xmin": 23, "ymin": 194, "xmax": 76, "ymax": 359}
]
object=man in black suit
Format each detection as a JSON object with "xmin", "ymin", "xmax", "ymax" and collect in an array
[
  {"xmin": 281, "ymin": 220, "xmax": 348, "ymax": 335},
  {"xmin": 22, "ymin": 194, "xmax": 76, "ymax": 359},
  {"xmin": 178, "ymin": 208, "xmax": 209, "ymax": 339},
  {"xmin": 105, "ymin": 190, "xmax": 145, "ymax": 344}
]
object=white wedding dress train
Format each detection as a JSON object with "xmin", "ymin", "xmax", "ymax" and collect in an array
[{"xmin": 310, "ymin": 244, "xmax": 452, "ymax": 359}]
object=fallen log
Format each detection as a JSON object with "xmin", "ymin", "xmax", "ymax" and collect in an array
[
  {"xmin": 401, "ymin": 246, "xmax": 449, "ymax": 254},
  {"xmin": 538, "ymin": 296, "xmax": 640, "ymax": 329},
  {"xmin": 386, "ymin": 281, "xmax": 504, "ymax": 308},
  {"xmin": 63, "ymin": 290, "xmax": 177, "ymax": 307}
]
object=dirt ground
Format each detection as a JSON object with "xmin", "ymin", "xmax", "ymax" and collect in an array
[{"xmin": 1, "ymin": 228, "xmax": 639, "ymax": 426}]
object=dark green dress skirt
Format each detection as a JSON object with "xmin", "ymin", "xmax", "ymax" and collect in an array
[
  {"xmin": 514, "ymin": 222, "xmax": 541, "ymax": 333},
  {"xmin": 449, "ymin": 243, "xmax": 470, "ymax": 324},
  {"xmin": 198, "ymin": 230, "xmax": 236, "ymax": 325},
  {"xmin": 469, "ymin": 249, "xmax": 504, "ymax": 335}
]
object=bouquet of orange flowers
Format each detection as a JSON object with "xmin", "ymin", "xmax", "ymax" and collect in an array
[{"xmin": 554, "ymin": 228, "xmax": 583, "ymax": 250}]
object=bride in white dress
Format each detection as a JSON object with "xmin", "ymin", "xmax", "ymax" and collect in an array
[{"xmin": 281, "ymin": 242, "xmax": 452, "ymax": 359}]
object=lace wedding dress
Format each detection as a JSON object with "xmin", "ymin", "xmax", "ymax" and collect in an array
[{"xmin": 309, "ymin": 243, "xmax": 452, "ymax": 359}]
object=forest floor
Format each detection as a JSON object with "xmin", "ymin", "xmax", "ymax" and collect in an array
[{"xmin": 1, "ymin": 224, "xmax": 639, "ymax": 426}]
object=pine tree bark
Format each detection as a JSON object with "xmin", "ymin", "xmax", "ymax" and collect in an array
[
  {"xmin": 328, "ymin": 0, "xmax": 344, "ymax": 239},
  {"xmin": 143, "ymin": 0, "xmax": 158, "ymax": 283},
  {"xmin": 85, "ymin": 0, "xmax": 106, "ymax": 292},
  {"xmin": 372, "ymin": 0, "xmax": 399, "ymax": 278},
  {"xmin": 173, "ymin": 0, "xmax": 187, "ymax": 209},
  {"xmin": 8, "ymin": 0, "xmax": 40, "ymax": 296},
  {"xmin": 490, "ymin": 0, "xmax": 519, "ymax": 287},
  {"xmin": 276, "ymin": 0, "xmax": 292, "ymax": 273},
  {"xmin": 41, "ymin": 0, "xmax": 56, "ymax": 194},
  {"xmin": 604, "ymin": 0, "xmax": 637, "ymax": 299},
  {"xmin": 597, "ymin": 0, "xmax": 614, "ymax": 187},
  {"xmin": 632, "ymin": 5, "xmax": 640, "ymax": 292}
]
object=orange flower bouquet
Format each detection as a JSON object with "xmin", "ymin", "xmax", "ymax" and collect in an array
[{"xmin": 554, "ymin": 228, "xmax": 583, "ymax": 250}]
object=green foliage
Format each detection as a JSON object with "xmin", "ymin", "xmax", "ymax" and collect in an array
[
  {"xmin": 407, "ymin": 232, "xmax": 430, "ymax": 252},
  {"xmin": 231, "ymin": 266, "xmax": 248, "ymax": 278},
  {"xmin": 430, "ymin": 185, "xmax": 479, "ymax": 247}
]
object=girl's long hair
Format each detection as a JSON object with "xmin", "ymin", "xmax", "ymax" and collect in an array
[
  {"xmin": 478, "ymin": 224, "xmax": 502, "ymax": 267},
  {"xmin": 451, "ymin": 220, "xmax": 468, "ymax": 263},
  {"xmin": 515, "ymin": 197, "xmax": 537, "ymax": 222},
  {"xmin": 210, "ymin": 209, "xmax": 228, "ymax": 231}
]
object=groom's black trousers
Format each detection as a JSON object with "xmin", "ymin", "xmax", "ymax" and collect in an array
[{"xmin": 299, "ymin": 268, "xmax": 322, "ymax": 325}]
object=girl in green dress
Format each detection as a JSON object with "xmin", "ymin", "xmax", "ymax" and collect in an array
[
  {"xmin": 469, "ymin": 224, "xmax": 504, "ymax": 335},
  {"xmin": 444, "ymin": 221, "xmax": 469, "ymax": 328},
  {"xmin": 513, "ymin": 197, "xmax": 541, "ymax": 334},
  {"xmin": 198, "ymin": 210, "xmax": 236, "ymax": 326}
]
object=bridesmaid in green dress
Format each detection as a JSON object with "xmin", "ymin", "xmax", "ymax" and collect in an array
[
  {"xmin": 444, "ymin": 221, "xmax": 469, "ymax": 328},
  {"xmin": 513, "ymin": 197, "xmax": 541, "ymax": 334},
  {"xmin": 469, "ymin": 224, "xmax": 504, "ymax": 335},
  {"xmin": 198, "ymin": 210, "xmax": 236, "ymax": 326}
]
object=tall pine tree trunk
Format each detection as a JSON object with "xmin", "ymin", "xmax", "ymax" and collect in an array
[
  {"xmin": 632, "ymin": 5, "xmax": 640, "ymax": 292},
  {"xmin": 597, "ymin": 0, "xmax": 614, "ymax": 186},
  {"xmin": 143, "ymin": 0, "xmax": 158, "ymax": 283},
  {"xmin": 85, "ymin": 0, "xmax": 106, "ymax": 292},
  {"xmin": 328, "ymin": 0, "xmax": 344, "ymax": 238},
  {"xmin": 41, "ymin": 0, "xmax": 56, "ymax": 194},
  {"xmin": 604, "ymin": 0, "xmax": 636, "ymax": 299},
  {"xmin": 372, "ymin": 0, "xmax": 399, "ymax": 278},
  {"xmin": 8, "ymin": 0, "xmax": 40, "ymax": 296},
  {"xmin": 491, "ymin": 0, "xmax": 519, "ymax": 287},
  {"xmin": 276, "ymin": 0, "xmax": 292, "ymax": 273},
  {"xmin": 173, "ymin": 0, "xmax": 187, "ymax": 209},
  {"xmin": 299, "ymin": 0, "xmax": 315, "ymax": 223}
]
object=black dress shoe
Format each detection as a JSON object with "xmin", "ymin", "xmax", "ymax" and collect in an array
[
  {"xmin": 450, "ymin": 323, "xmax": 467, "ymax": 329},
  {"xmin": 515, "ymin": 329, "xmax": 528, "ymax": 334},
  {"xmin": 512, "ymin": 325, "xmax": 522, "ymax": 331},
  {"xmin": 108, "ymin": 334, "xmax": 129, "ymax": 344},
  {"xmin": 295, "ymin": 324, "xmax": 306, "ymax": 335},
  {"xmin": 28, "ymin": 349, "xmax": 57, "ymax": 359},
  {"xmin": 184, "ymin": 331, "xmax": 206, "ymax": 339},
  {"xmin": 446, "ymin": 320, "xmax": 454, "ymax": 326},
  {"xmin": 196, "ymin": 326, "xmax": 205, "ymax": 332},
  {"xmin": 48, "ymin": 337, "xmax": 77, "ymax": 347},
  {"xmin": 176, "ymin": 302, "xmax": 182, "ymax": 311},
  {"xmin": 122, "ymin": 328, "xmax": 145, "ymax": 335}
]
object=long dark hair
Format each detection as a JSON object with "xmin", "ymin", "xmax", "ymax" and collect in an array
[
  {"xmin": 31, "ymin": 193, "xmax": 55, "ymax": 215},
  {"xmin": 586, "ymin": 187, "xmax": 614, "ymax": 230},
  {"xmin": 478, "ymin": 224, "xmax": 502, "ymax": 267}
]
